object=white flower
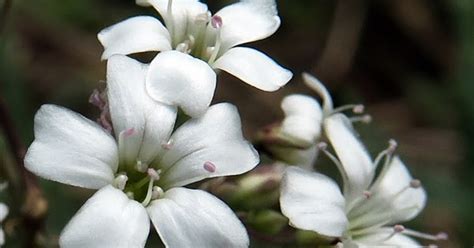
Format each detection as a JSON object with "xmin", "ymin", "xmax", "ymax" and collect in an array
[
  {"xmin": 24, "ymin": 55, "xmax": 259, "ymax": 247},
  {"xmin": 280, "ymin": 114, "xmax": 446, "ymax": 247},
  {"xmin": 0, "ymin": 202, "xmax": 8, "ymax": 247},
  {"xmin": 98, "ymin": 0, "xmax": 293, "ymax": 117},
  {"xmin": 263, "ymin": 73, "xmax": 368, "ymax": 169}
]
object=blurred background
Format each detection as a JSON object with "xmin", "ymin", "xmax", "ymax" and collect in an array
[{"xmin": 0, "ymin": 0, "xmax": 473, "ymax": 247}]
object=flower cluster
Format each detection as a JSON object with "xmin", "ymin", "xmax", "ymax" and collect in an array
[{"xmin": 21, "ymin": 0, "xmax": 445, "ymax": 247}]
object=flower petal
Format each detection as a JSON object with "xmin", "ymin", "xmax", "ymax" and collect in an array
[
  {"xmin": 214, "ymin": 47, "xmax": 292, "ymax": 91},
  {"xmin": 24, "ymin": 105, "xmax": 118, "ymax": 189},
  {"xmin": 107, "ymin": 55, "xmax": 177, "ymax": 165},
  {"xmin": 148, "ymin": 187, "xmax": 249, "ymax": 248},
  {"xmin": 371, "ymin": 157, "xmax": 427, "ymax": 224},
  {"xmin": 98, "ymin": 16, "xmax": 171, "ymax": 60},
  {"xmin": 354, "ymin": 227, "xmax": 421, "ymax": 247},
  {"xmin": 146, "ymin": 50, "xmax": 216, "ymax": 117},
  {"xmin": 216, "ymin": 0, "xmax": 280, "ymax": 50},
  {"xmin": 59, "ymin": 186, "xmax": 149, "ymax": 248},
  {"xmin": 158, "ymin": 103, "xmax": 259, "ymax": 188},
  {"xmin": 280, "ymin": 167, "xmax": 348, "ymax": 237},
  {"xmin": 0, "ymin": 203, "xmax": 7, "ymax": 222},
  {"xmin": 324, "ymin": 113, "xmax": 374, "ymax": 204},
  {"xmin": 279, "ymin": 94, "xmax": 323, "ymax": 148}
]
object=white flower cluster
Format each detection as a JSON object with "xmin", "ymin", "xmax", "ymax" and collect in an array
[{"xmin": 21, "ymin": 0, "xmax": 444, "ymax": 247}]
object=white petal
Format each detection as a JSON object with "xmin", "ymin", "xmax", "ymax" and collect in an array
[
  {"xmin": 98, "ymin": 16, "xmax": 171, "ymax": 60},
  {"xmin": 214, "ymin": 47, "xmax": 292, "ymax": 91},
  {"xmin": 60, "ymin": 186, "xmax": 149, "ymax": 248},
  {"xmin": 0, "ymin": 203, "xmax": 7, "ymax": 221},
  {"xmin": 324, "ymin": 113, "xmax": 374, "ymax": 204},
  {"xmin": 107, "ymin": 55, "xmax": 177, "ymax": 165},
  {"xmin": 158, "ymin": 103, "xmax": 259, "ymax": 188},
  {"xmin": 146, "ymin": 50, "xmax": 216, "ymax": 117},
  {"xmin": 280, "ymin": 167, "xmax": 348, "ymax": 237},
  {"xmin": 354, "ymin": 227, "xmax": 421, "ymax": 247},
  {"xmin": 216, "ymin": 0, "xmax": 280, "ymax": 50},
  {"xmin": 371, "ymin": 157, "xmax": 427, "ymax": 224},
  {"xmin": 148, "ymin": 187, "xmax": 249, "ymax": 248},
  {"xmin": 24, "ymin": 105, "xmax": 118, "ymax": 189},
  {"xmin": 0, "ymin": 229, "xmax": 4, "ymax": 246},
  {"xmin": 144, "ymin": 0, "xmax": 208, "ymax": 44},
  {"xmin": 279, "ymin": 94, "xmax": 323, "ymax": 147}
]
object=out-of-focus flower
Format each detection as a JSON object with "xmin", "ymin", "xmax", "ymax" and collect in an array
[
  {"xmin": 280, "ymin": 114, "xmax": 446, "ymax": 247},
  {"xmin": 24, "ymin": 55, "xmax": 259, "ymax": 247},
  {"xmin": 0, "ymin": 203, "xmax": 8, "ymax": 247},
  {"xmin": 98, "ymin": 0, "xmax": 292, "ymax": 117},
  {"xmin": 257, "ymin": 73, "xmax": 369, "ymax": 169}
]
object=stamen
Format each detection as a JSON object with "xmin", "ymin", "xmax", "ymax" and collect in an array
[
  {"xmin": 89, "ymin": 89, "xmax": 105, "ymax": 109},
  {"xmin": 369, "ymin": 139, "xmax": 398, "ymax": 191},
  {"xmin": 126, "ymin": 191, "xmax": 134, "ymax": 199},
  {"xmin": 410, "ymin": 179, "xmax": 422, "ymax": 188},
  {"xmin": 151, "ymin": 186, "xmax": 164, "ymax": 200},
  {"xmin": 135, "ymin": 160, "xmax": 148, "ymax": 173},
  {"xmin": 393, "ymin": 224, "xmax": 405, "ymax": 233},
  {"xmin": 113, "ymin": 174, "xmax": 128, "ymax": 191},
  {"xmin": 203, "ymin": 161, "xmax": 216, "ymax": 173},
  {"xmin": 208, "ymin": 15, "xmax": 223, "ymax": 64},
  {"xmin": 349, "ymin": 114, "xmax": 372, "ymax": 124},
  {"xmin": 176, "ymin": 42, "xmax": 190, "ymax": 53},
  {"xmin": 162, "ymin": 139, "xmax": 173, "ymax": 150},
  {"xmin": 317, "ymin": 142, "xmax": 351, "ymax": 196},
  {"xmin": 211, "ymin": 15, "xmax": 223, "ymax": 29},
  {"xmin": 147, "ymin": 168, "xmax": 161, "ymax": 181},
  {"xmin": 332, "ymin": 104, "xmax": 365, "ymax": 114},
  {"xmin": 345, "ymin": 190, "xmax": 372, "ymax": 213},
  {"xmin": 402, "ymin": 229, "xmax": 448, "ymax": 241},
  {"xmin": 142, "ymin": 169, "xmax": 162, "ymax": 206}
]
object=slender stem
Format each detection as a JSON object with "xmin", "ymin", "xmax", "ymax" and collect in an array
[{"xmin": 0, "ymin": 97, "xmax": 48, "ymax": 247}]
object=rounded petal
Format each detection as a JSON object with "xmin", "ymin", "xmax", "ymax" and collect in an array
[
  {"xmin": 354, "ymin": 228, "xmax": 421, "ymax": 247},
  {"xmin": 324, "ymin": 113, "xmax": 374, "ymax": 204},
  {"xmin": 280, "ymin": 167, "xmax": 348, "ymax": 237},
  {"xmin": 148, "ymin": 187, "xmax": 249, "ymax": 248},
  {"xmin": 214, "ymin": 47, "xmax": 292, "ymax": 91},
  {"xmin": 98, "ymin": 16, "xmax": 171, "ymax": 60},
  {"xmin": 60, "ymin": 186, "xmax": 149, "ymax": 248},
  {"xmin": 146, "ymin": 50, "xmax": 216, "ymax": 117},
  {"xmin": 216, "ymin": 0, "xmax": 280, "ymax": 49},
  {"xmin": 158, "ymin": 103, "xmax": 259, "ymax": 188},
  {"xmin": 0, "ymin": 229, "xmax": 4, "ymax": 246},
  {"xmin": 372, "ymin": 157, "xmax": 427, "ymax": 224},
  {"xmin": 279, "ymin": 94, "xmax": 323, "ymax": 147},
  {"xmin": 24, "ymin": 105, "xmax": 118, "ymax": 189},
  {"xmin": 107, "ymin": 55, "xmax": 177, "ymax": 165}
]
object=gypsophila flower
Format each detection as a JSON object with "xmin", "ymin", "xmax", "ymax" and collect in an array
[
  {"xmin": 258, "ymin": 73, "xmax": 369, "ymax": 169},
  {"xmin": 24, "ymin": 55, "xmax": 259, "ymax": 247},
  {"xmin": 280, "ymin": 114, "xmax": 446, "ymax": 247},
  {"xmin": 98, "ymin": 0, "xmax": 293, "ymax": 117}
]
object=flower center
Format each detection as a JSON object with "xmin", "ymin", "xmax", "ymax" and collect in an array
[{"xmin": 165, "ymin": 0, "xmax": 224, "ymax": 65}]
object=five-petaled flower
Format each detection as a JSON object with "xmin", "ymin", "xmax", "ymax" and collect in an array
[
  {"xmin": 279, "ymin": 113, "xmax": 446, "ymax": 247},
  {"xmin": 24, "ymin": 55, "xmax": 259, "ymax": 247},
  {"xmin": 98, "ymin": 0, "xmax": 293, "ymax": 117}
]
